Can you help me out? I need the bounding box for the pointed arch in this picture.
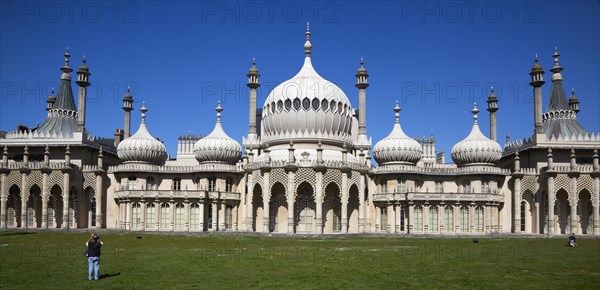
[577,189,592,234]
[323,183,341,233]
[347,184,359,233]
[252,184,263,232]
[48,184,63,228]
[555,189,570,234]
[7,185,21,228]
[269,182,287,233]
[295,182,315,233]
[27,184,42,228]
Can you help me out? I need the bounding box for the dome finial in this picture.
[60,47,73,76]
[64,47,70,66]
[304,22,312,57]
[393,100,401,123]
[535,53,538,62]
[252,56,256,66]
[471,102,479,124]
[216,100,223,123]
[140,101,148,123]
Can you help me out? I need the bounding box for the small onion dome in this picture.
[117,102,167,164]
[451,103,502,166]
[193,102,242,164]
[531,53,543,71]
[78,55,89,71]
[373,101,422,165]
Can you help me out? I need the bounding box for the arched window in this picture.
[132,203,141,229]
[444,206,454,232]
[462,180,471,193]
[399,205,406,231]
[380,207,387,231]
[460,206,469,232]
[190,204,200,230]
[475,206,484,232]
[225,205,233,229]
[146,203,155,230]
[146,177,155,190]
[160,203,170,230]
[173,178,181,191]
[429,206,438,232]
[208,176,217,191]
[175,203,185,231]
[127,176,137,190]
[414,206,423,232]
[226,177,233,192]
[397,178,406,193]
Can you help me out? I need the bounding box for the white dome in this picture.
[193,103,242,164]
[261,56,354,146]
[117,104,167,165]
[373,103,422,165]
[451,104,502,166]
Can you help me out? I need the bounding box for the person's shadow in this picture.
[100,273,121,279]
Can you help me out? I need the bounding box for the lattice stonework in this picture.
[521,175,539,196]
[554,174,571,195]
[323,169,341,193]
[6,170,21,190]
[348,170,361,192]
[522,190,535,207]
[48,170,64,191]
[577,174,593,194]
[27,171,42,191]
[251,170,263,190]
[269,168,288,192]
[295,168,316,193]
[83,172,96,192]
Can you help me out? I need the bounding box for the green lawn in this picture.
[1,231,599,289]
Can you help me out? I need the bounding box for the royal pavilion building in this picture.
[1,27,599,236]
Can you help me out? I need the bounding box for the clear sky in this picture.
[1,1,599,162]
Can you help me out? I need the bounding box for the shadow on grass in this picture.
[0,231,36,236]
[100,272,121,279]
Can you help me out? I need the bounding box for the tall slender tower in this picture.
[247,58,260,137]
[529,54,545,138]
[122,87,134,138]
[355,57,370,150]
[76,55,91,131]
[486,86,499,141]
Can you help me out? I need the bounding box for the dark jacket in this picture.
[87,241,102,257]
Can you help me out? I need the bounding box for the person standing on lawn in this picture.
[86,234,103,280]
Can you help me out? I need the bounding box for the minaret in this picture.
[122,87,134,138]
[246,57,260,140]
[569,88,580,115]
[76,55,91,131]
[356,57,370,149]
[486,86,499,141]
[529,54,545,137]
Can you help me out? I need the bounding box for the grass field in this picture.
[1,231,599,289]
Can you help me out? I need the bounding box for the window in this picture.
[225,205,233,230]
[380,207,387,231]
[520,201,526,232]
[429,206,438,232]
[160,203,170,230]
[462,180,471,193]
[132,203,141,229]
[175,203,185,230]
[293,98,301,110]
[284,99,292,111]
[146,177,155,190]
[91,197,96,227]
[481,179,490,193]
[190,204,200,230]
[475,206,484,232]
[312,98,319,110]
[398,178,406,193]
[381,179,387,193]
[444,206,454,232]
[277,100,283,112]
[414,206,423,232]
[173,178,181,191]
[127,176,137,190]
[226,177,233,192]
[271,102,275,114]
[460,206,469,232]
[302,97,310,110]
[208,176,217,191]
[399,205,406,231]
[146,203,155,229]
[321,99,329,111]
[435,180,443,193]
[330,100,337,112]
[27,199,34,227]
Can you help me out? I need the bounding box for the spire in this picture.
[393,100,401,123]
[471,102,480,124]
[60,47,73,79]
[140,102,148,123]
[215,101,223,123]
[304,22,312,57]
[550,47,564,80]
[356,57,369,89]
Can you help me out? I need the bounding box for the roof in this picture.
[36,78,77,135]
[541,80,589,139]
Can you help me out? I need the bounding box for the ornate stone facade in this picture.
[1,29,599,236]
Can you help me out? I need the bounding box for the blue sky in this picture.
[1,1,599,162]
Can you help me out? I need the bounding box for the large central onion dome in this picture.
[261,25,354,146]
[373,101,423,165]
[193,102,242,164]
[117,103,167,165]
[451,103,502,166]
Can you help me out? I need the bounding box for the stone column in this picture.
[199,201,205,231]
[219,202,226,231]
[513,178,522,233]
[287,170,296,233]
[341,171,348,233]
[41,171,48,229]
[0,173,7,229]
[593,174,600,235]
[62,171,70,229]
[547,174,556,235]
[233,204,238,231]
[262,171,270,233]
[20,171,28,228]
[141,200,146,231]
[211,202,218,231]
[469,204,475,234]
[375,205,381,232]
[387,203,394,233]
[408,204,414,233]
[246,175,253,232]
[439,205,445,233]
[358,174,365,233]
[569,174,578,234]
[315,170,323,234]
[95,174,103,229]
[126,201,132,230]
[184,201,190,232]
